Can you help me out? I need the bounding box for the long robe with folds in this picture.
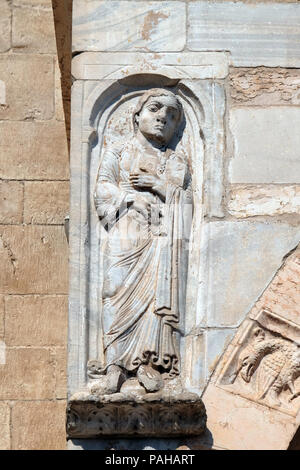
[94,137,193,377]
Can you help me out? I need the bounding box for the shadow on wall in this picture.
[288,426,300,450]
[51,0,72,152]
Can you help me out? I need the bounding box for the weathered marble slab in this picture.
[188,1,300,67]
[228,185,300,218]
[72,51,229,80]
[205,329,236,380]
[183,328,237,394]
[195,246,300,450]
[197,221,300,328]
[229,107,300,184]
[73,0,186,52]
[200,382,297,450]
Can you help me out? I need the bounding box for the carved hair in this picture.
[133,88,183,133]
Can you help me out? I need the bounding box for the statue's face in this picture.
[136,95,181,145]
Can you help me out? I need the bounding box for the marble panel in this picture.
[73,1,186,52]
[188,1,300,67]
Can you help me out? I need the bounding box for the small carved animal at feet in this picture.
[137,364,164,392]
[87,359,103,379]
[90,365,126,395]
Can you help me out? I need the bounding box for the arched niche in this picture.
[68,74,225,395]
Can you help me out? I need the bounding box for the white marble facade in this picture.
[69,0,300,449]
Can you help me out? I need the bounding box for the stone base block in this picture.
[67,393,206,438]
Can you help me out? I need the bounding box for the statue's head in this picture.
[133,88,183,146]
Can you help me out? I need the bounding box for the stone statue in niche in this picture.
[89,88,193,396]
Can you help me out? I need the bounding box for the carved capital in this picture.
[67,395,206,438]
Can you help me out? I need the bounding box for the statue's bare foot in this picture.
[106,365,126,393]
[137,364,163,393]
[90,365,125,395]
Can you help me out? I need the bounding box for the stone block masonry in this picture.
[0,55,54,121]
[0,0,71,450]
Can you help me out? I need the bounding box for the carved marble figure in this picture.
[90,88,193,395]
[238,327,300,406]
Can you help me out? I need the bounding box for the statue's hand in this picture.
[129,173,166,200]
[129,173,159,189]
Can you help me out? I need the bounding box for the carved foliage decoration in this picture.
[67,399,206,438]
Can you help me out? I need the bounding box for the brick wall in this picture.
[0,0,71,450]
